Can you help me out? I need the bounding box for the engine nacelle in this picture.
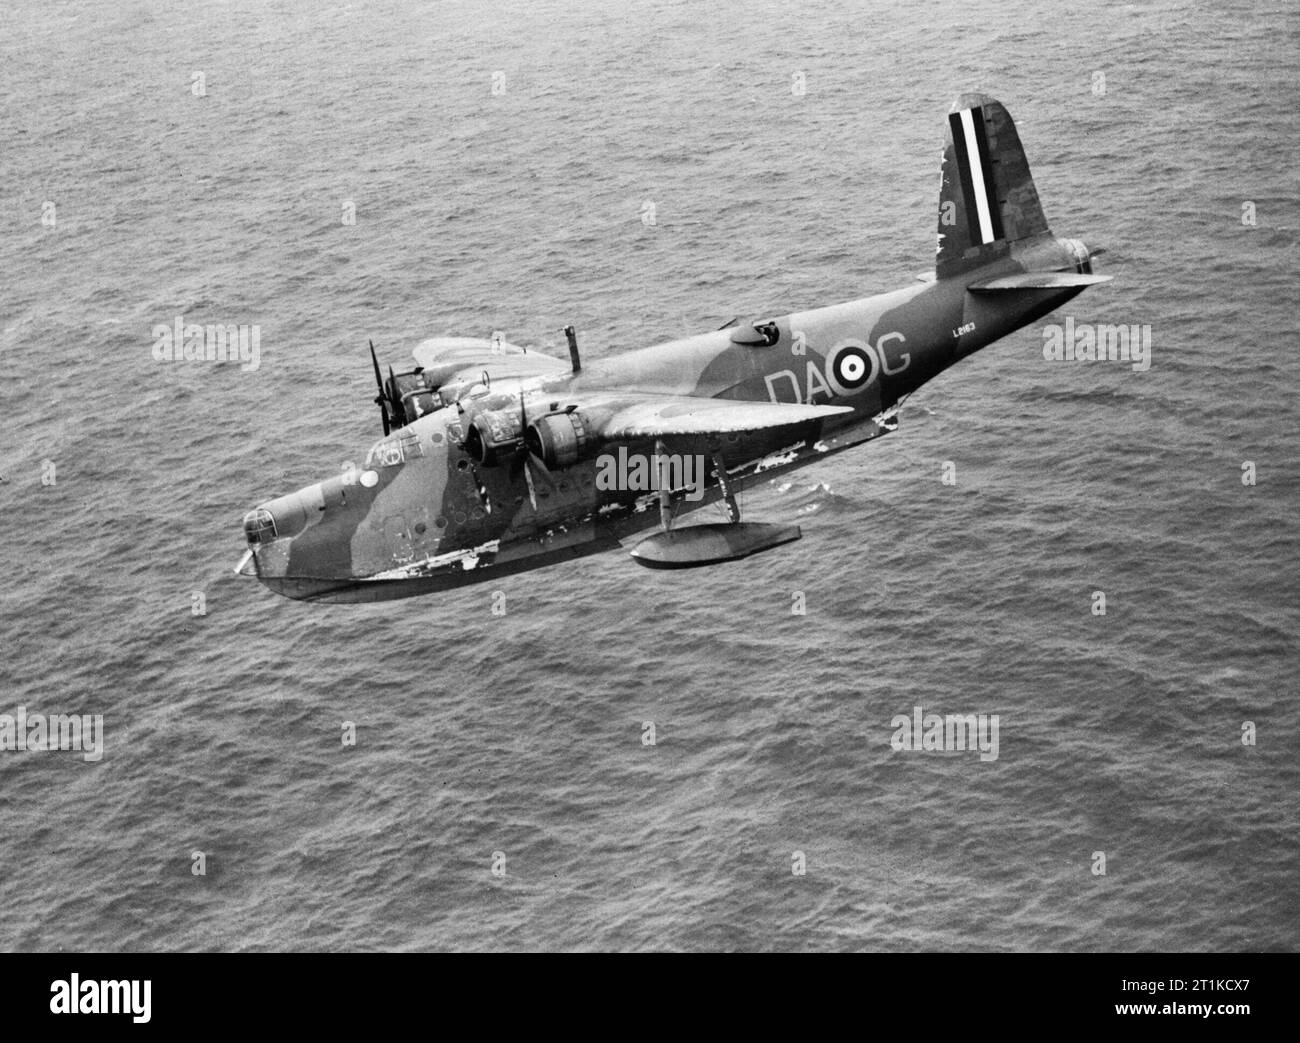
[465,408,526,466]
[526,411,593,469]
[384,368,442,428]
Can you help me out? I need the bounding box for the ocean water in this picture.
[1,0,1297,951]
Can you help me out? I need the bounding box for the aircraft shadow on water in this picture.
[237,92,1110,603]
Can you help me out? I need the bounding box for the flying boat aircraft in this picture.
[237,93,1110,603]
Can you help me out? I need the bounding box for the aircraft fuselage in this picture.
[243,245,1085,603]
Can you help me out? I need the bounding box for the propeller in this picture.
[369,340,391,436]
[508,387,556,510]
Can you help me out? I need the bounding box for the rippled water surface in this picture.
[1,0,1297,951]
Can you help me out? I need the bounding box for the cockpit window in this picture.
[365,439,402,469]
[729,320,781,347]
[365,430,426,469]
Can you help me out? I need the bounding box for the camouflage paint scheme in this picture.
[238,93,1110,603]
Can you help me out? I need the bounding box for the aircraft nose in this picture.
[235,471,374,597]
[235,436,443,600]
[236,481,330,581]
[243,484,326,547]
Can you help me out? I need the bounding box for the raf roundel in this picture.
[825,339,878,397]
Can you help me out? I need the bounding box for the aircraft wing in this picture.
[412,336,571,388]
[967,272,1113,291]
[597,397,852,438]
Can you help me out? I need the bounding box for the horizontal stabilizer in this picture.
[968,272,1114,292]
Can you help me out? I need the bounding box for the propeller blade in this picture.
[522,455,539,511]
[370,340,390,435]
[526,450,555,484]
[369,340,384,394]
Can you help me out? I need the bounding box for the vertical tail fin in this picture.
[936,93,1049,279]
